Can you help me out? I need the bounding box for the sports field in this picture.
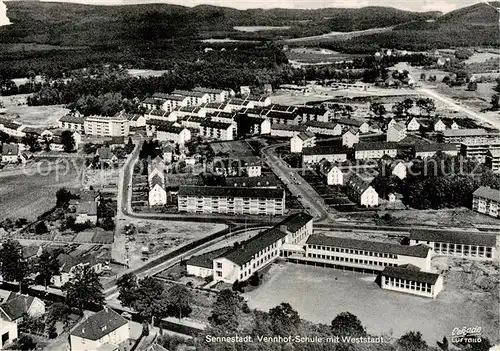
[209,140,256,157]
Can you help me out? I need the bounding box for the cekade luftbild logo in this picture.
[451,326,483,343]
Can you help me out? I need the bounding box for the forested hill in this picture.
[0,1,439,46]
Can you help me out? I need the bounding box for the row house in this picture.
[84,115,130,137]
[179,115,208,130]
[192,87,231,103]
[305,120,342,136]
[381,265,443,299]
[342,128,359,148]
[335,118,370,134]
[152,93,190,112]
[212,213,313,283]
[168,106,207,121]
[156,123,191,145]
[141,97,161,110]
[270,124,307,138]
[387,122,407,142]
[246,95,272,107]
[177,186,285,216]
[0,119,25,138]
[485,149,500,173]
[208,111,239,139]
[409,229,497,261]
[58,115,86,132]
[53,253,103,287]
[239,116,271,136]
[346,173,379,207]
[354,142,399,160]
[172,89,211,106]
[290,131,316,153]
[199,120,234,141]
[302,145,349,165]
[145,109,173,121]
[302,235,432,273]
[227,98,255,110]
[296,106,330,123]
[472,186,500,219]
[146,118,176,136]
[414,143,459,158]
[200,102,232,114]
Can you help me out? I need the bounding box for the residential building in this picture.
[58,115,86,132]
[305,121,342,136]
[148,157,166,182]
[169,106,207,121]
[69,307,129,351]
[450,121,459,130]
[199,120,234,141]
[225,176,279,188]
[0,319,17,349]
[247,95,272,107]
[381,265,443,298]
[301,235,432,273]
[192,87,229,103]
[409,229,497,261]
[227,98,255,110]
[149,174,167,206]
[53,254,103,288]
[320,164,351,185]
[485,149,500,173]
[152,93,190,112]
[354,142,399,160]
[145,109,173,121]
[238,116,271,135]
[200,102,232,115]
[0,295,46,324]
[84,116,130,137]
[296,106,330,123]
[346,174,379,207]
[270,124,307,138]
[406,117,420,131]
[472,186,500,219]
[178,186,285,216]
[342,128,360,148]
[172,90,210,106]
[50,129,82,149]
[290,131,316,153]
[434,119,446,132]
[386,122,407,142]
[118,112,146,128]
[0,119,25,138]
[213,213,313,283]
[302,145,348,164]
[414,143,459,158]
[440,129,500,161]
[156,124,192,145]
[96,147,117,163]
[141,98,162,110]
[74,201,98,224]
[186,248,228,279]
[390,161,407,180]
[1,144,20,163]
[335,118,370,134]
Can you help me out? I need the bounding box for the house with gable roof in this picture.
[290,131,316,153]
[346,173,379,207]
[0,294,46,324]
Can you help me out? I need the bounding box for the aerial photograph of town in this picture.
[0,0,498,350]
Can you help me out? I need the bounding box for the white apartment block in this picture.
[84,116,130,137]
[153,93,190,112]
[354,142,399,160]
[302,146,348,164]
[178,186,285,216]
[473,186,500,219]
[200,120,234,140]
[212,213,313,283]
[156,124,192,145]
[58,115,85,132]
[347,174,379,207]
[192,87,229,103]
[305,121,342,136]
[290,131,316,153]
[409,229,497,261]
[172,90,210,106]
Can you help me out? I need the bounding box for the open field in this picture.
[464,52,500,64]
[209,140,256,157]
[0,165,82,221]
[0,99,70,128]
[244,263,499,344]
[126,69,168,78]
[286,47,361,64]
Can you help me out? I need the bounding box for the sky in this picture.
[28,0,487,13]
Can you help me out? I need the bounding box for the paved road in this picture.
[418,87,500,130]
[261,142,334,223]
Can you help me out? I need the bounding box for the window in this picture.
[216,262,222,269]
[217,271,222,277]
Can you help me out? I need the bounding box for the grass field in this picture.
[244,263,499,344]
[209,140,256,157]
[0,164,82,221]
[286,47,360,64]
[126,69,168,78]
[0,98,70,127]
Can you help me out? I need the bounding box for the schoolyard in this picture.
[244,263,499,345]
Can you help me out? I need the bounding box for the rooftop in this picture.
[186,247,229,269]
[410,229,496,247]
[354,142,400,151]
[193,87,226,94]
[302,145,348,155]
[153,93,187,101]
[306,235,431,258]
[381,266,440,285]
[200,120,233,129]
[336,118,367,128]
[59,115,86,124]
[304,120,340,130]
[441,129,489,137]
[347,173,371,195]
[296,131,315,141]
[172,89,208,98]
[225,176,279,188]
[1,144,19,156]
[414,143,459,152]
[70,307,128,341]
[178,185,284,199]
[271,124,307,132]
[0,295,38,321]
[473,186,500,203]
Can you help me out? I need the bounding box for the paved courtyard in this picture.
[244,263,498,345]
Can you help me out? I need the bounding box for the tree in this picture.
[209,289,244,332]
[370,102,387,120]
[133,277,169,325]
[100,217,115,231]
[397,331,427,351]
[331,312,366,337]
[467,81,478,91]
[34,250,60,287]
[0,239,27,289]
[22,134,41,152]
[165,284,192,320]
[391,102,405,117]
[416,98,436,116]
[125,137,135,154]
[12,335,36,350]
[35,221,48,234]
[62,265,104,311]
[56,188,74,207]
[268,303,301,336]
[491,94,499,111]
[402,98,414,115]
[60,130,75,152]
[117,273,139,308]
[46,302,71,332]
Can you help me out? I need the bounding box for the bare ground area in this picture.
[244,263,499,345]
[0,97,69,127]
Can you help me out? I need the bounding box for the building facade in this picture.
[381,265,443,298]
[84,116,130,137]
[472,186,500,219]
